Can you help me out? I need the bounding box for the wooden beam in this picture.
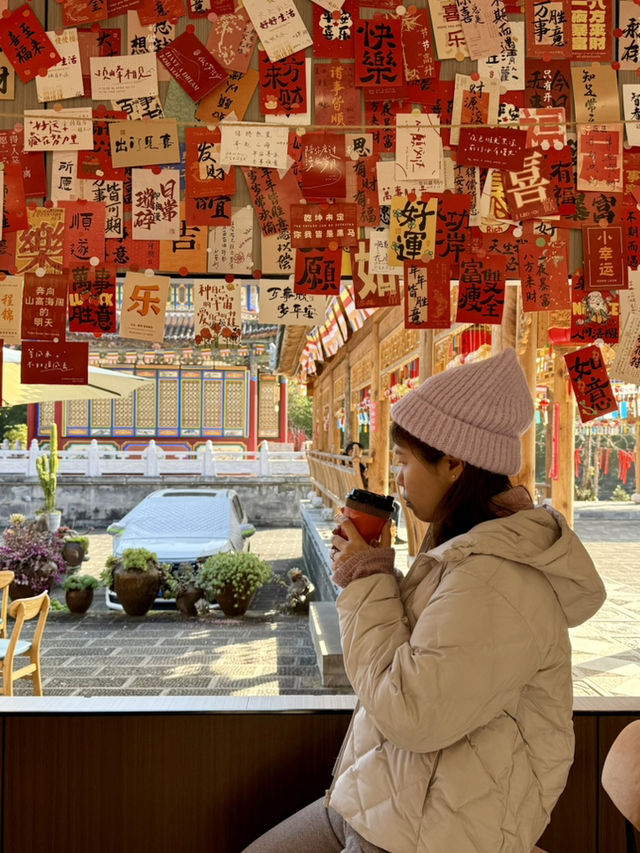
[514,300,538,499]
[551,349,575,526]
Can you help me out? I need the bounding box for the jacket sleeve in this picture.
[336,557,543,754]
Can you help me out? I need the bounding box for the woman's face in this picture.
[393,443,460,522]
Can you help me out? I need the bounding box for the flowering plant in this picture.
[0,515,68,594]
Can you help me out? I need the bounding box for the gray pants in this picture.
[241,797,388,853]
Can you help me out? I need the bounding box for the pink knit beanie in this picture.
[390,348,534,476]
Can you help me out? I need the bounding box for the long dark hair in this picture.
[390,422,513,547]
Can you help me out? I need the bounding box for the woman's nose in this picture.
[396,469,404,488]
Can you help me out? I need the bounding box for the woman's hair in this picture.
[390,422,513,547]
[344,441,362,455]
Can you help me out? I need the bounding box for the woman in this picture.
[243,348,606,853]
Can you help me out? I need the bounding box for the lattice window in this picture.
[38,402,55,435]
[203,380,223,429]
[224,379,246,432]
[90,399,112,430]
[180,377,202,432]
[158,373,179,431]
[113,392,134,430]
[135,376,157,431]
[259,377,279,438]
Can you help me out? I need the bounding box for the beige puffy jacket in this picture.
[327,502,606,853]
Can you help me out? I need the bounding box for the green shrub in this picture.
[200,551,276,603]
[63,574,99,591]
[610,484,632,502]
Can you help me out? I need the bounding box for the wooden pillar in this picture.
[367,320,389,494]
[327,364,335,453]
[551,349,575,526]
[514,300,537,499]
[418,330,434,383]
[27,403,38,444]
[278,376,288,444]
[247,367,258,452]
[492,285,518,353]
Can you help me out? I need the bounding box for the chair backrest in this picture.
[7,592,50,660]
[0,571,14,638]
[602,720,640,833]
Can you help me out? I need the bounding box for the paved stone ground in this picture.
[9,502,640,698]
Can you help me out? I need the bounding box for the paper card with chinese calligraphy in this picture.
[2,163,28,234]
[620,265,640,314]
[0,275,23,344]
[105,221,159,270]
[571,63,620,125]
[185,193,232,227]
[120,270,169,342]
[111,94,165,120]
[158,202,208,274]
[219,124,289,171]
[403,259,450,329]
[476,20,524,90]
[504,150,558,220]
[79,178,123,239]
[519,107,567,151]
[185,127,235,198]
[624,197,640,271]
[294,246,342,295]
[0,5,62,83]
[456,253,506,324]
[188,0,234,17]
[135,0,186,26]
[0,129,45,199]
[623,84,640,147]
[352,239,401,307]
[570,0,612,62]
[259,282,326,324]
[90,53,159,100]
[565,344,617,422]
[195,68,259,124]
[577,124,623,194]
[59,201,106,269]
[0,49,15,100]
[368,227,401,276]
[62,0,106,26]
[36,29,84,103]
[570,267,619,344]
[314,62,360,127]
[241,0,312,62]
[68,266,116,336]
[450,73,500,147]
[21,340,89,385]
[205,7,256,73]
[131,167,180,241]
[158,30,228,102]
[0,231,16,273]
[432,191,471,274]
[241,165,301,236]
[207,205,253,273]
[77,26,121,97]
[16,207,66,276]
[77,109,126,182]
[609,313,640,383]
[518,237,569,312]
[427,0,469,60]
[24,109,93,153]
[260,49,306,115]
[388,194,438,266]
[524,59,572,120]
[365,97,402,154]
[456,0,504,60]
[619,1,640,71]
[394,114,443,183]
[400,6,437,81]
[345,152,380,228]
[109,119,179,168]
[300,132,346,200]
[290,202,359,248]
[584,225,627,290]
[21,272,68,341]
[525,0,571,59]
[194,279,241,343]
[457,127,527,171]
[445,160,481,227]
[355,15,403,91]
[126,14,174,83]
[313,1,356,59]
[261,229,296,274]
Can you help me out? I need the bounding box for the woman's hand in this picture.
[330,513,392,568]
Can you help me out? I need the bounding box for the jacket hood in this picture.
[428,488,606,628]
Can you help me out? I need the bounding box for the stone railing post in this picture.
[86,439,102,477]
[202,440,217,477]
[143,439,161,476]
[27,439,39,477]
[258,440,271,477]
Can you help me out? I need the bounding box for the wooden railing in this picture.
[306,449,365,508]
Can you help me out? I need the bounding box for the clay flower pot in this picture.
[214,584,255,618]
[62,542,85,568]
[65,587,94,614]
[175,585,203,617]
[113,565,160,616]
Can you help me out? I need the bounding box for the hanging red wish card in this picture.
[136,0,186,26]
[294,246,342,295]
[260,49,306,115]
[570,267,619,345]
[158,30,227,101]
[457,127,527,171]
[433,192,472,276]
[0,5,62,83]
[21,341,89,385]
[105,221,159,272]
[355,16,403,91]
[241,166,301,236]
[352,240,401,308]
[184,193,232,228]
[456,254,507,324]
[68,266,116,336]
[403,259,450,329]
[62,0,107,26]
[518,237,570,312]
[365,98,402,154]
[290,203,358,248]
[206,7,257,73]
[58,201,106,269]
[504,151,558,220]
[0,128,46,199]
[570,0,613,63]
[401,7,437,81]
[345,152,380,228]
[21,273,68,341]
[577,124,623,194]
[583,225,628,291]
[564,345,617,423]
[78,109,127,182]
[525,0,571,60]
[524,59,572,120]
[300,133,347,200]
[314,62,360,127]
[77,27,121,98]
[185,126,235,198]
[313,1,356,59]
[2,164,27,234]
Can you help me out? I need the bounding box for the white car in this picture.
[105,487,255,611]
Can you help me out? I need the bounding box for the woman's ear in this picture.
[445,456,465,481]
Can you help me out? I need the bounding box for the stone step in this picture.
[309,601,351,688]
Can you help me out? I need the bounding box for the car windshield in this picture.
[124,493,233,539]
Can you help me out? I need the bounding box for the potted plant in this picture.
[61,534,90,568]
[63,574,99,614]
[36,423,61,532]
[0,514,67,599]
[199,551,278,617]
[165,562,204,617]
[100,548,173,617]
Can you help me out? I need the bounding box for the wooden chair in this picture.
[602,720,640,853]
[0,591,50,696]
[0,570,15,639]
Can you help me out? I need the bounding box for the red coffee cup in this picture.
[340,489,395,545]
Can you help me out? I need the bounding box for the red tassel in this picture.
[574,449,581,479]
[604,449,611,475]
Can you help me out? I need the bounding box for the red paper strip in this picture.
[457,127,527,171]
[401,7,437,81]
[355,15,403,91]
[524,59,572,121]
[624,197,640,271]
[525,0,571,59]
[68,266,116,336]
[0,5,62,83]
[583,225,628,291]
[314,62,360,127]
[62,0,107,26]
[403,259,450,329]
[21,340,89,385]
[59,201,106,269]
[2,163,28,234]
[433,192,472,276]
[260,50,306,115]
[564,345,617,423]
[294,247,342,295]
[456,254,507,325]
[290,203,359,248]
[570,267,619,345]
[136,0,186,26]
[185,127,235,198]
[22,273,68,341]
[300,133,347,200]
[158,30,227,101]
[313,1,356,59]
[345,153,380,228]
[241,166,301,236]
[364,98,401,154]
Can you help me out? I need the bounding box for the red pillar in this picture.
[248,369,258,452]
[54,401,64,447]
[27,403,38,445]
[279,376,288,444]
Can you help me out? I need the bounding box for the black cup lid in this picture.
[345,489,395,512]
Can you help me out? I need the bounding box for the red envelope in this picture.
[401,7,437,82]
[564,345,617,423]
[22,274,68,342]
[0,5,62,83]
[294,247,342,295]
[21,341,89,385]
[158,30,227,102]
